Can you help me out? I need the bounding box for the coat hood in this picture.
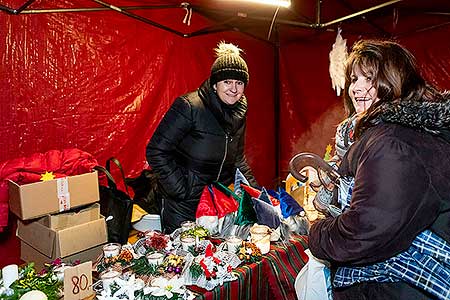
[378,98,450,142]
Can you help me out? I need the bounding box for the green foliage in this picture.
[189,262,204,280]
[180,226,209,239]
[134,289,184,300]
[129,256,163,276]
[3,263,62,300]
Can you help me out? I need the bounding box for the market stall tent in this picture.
[1,0,449,267]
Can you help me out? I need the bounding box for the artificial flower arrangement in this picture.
[98,252,195,300]
[184,244,240,291]
[131,231,172,258]
[238,241,262,263]
[161,254,185,275]
[96,224,245,299]
[97,273,190,300]
[96,235,196,300]
[128,256,163,278]
[143,231,171,252]
[96,246,135,274]
[97,230,172,276]
[138,275,187,300]
[0,259,74,300]
[179,225,210,240]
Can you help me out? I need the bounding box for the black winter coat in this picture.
[309,99,450,299]
[146,80,257,233]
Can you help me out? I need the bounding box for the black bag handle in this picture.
[105,157,130,195]
[93,165,119,191]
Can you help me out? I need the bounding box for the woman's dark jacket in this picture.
[309,99,450,299]
[146,80,257,233]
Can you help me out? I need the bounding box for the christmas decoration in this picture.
[238,241,262,263]
[329,28,348,96]
[40,171,55,181]
[1,263,62,300]
[185,244,240,290]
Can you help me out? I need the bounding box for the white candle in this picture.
[102,243,121,258]
[146,252,164,266]
[181,221,196,232]
[250,225,271,254]
[226,236,242,253]
[100,269,121,294]
[180,236,196,251]
[2,264,19,289]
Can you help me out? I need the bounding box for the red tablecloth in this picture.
[193,235,309,300]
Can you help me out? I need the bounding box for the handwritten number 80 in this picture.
[71,274,88,294]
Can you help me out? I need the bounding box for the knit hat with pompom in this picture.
[210,41,249,86]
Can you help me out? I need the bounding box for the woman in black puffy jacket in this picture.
[146,42,257,233]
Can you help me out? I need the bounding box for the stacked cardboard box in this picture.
[8,172,107,269]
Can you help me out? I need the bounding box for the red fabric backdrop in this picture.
[0,3,275,185]
[0,1,275,266]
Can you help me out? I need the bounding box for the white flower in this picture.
[110,274,145,300]
[144,276,184,299]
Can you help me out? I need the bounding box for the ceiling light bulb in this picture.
[235,0,291,8]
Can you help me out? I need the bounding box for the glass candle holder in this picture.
[250,225,271,254]
[226,236,242,253]
[146,252,165,266]
[103,243,121,258]
[180,221,196,232]
[100,269,121,294]
[53,264,70,282]
[180,236,196,251]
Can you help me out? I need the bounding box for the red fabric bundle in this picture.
[0,148,100,231]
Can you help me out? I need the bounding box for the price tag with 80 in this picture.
[63,261,92,300]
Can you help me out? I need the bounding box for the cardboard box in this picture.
[39,203,100,230]
[8,171,99,220]
[20,241,104,271]
[17,216,107,259]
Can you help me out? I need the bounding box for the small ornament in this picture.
[40,171,55,181]
[162,254,185,274]
[324,144,333,161]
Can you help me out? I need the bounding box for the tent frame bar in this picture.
[2,0,448,40]
[1,0,404,31]
[0,0,35,14]
[320,0,403,27]
[193,0,404,29]
[0,1,266,39]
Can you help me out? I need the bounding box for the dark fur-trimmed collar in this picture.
[379,99,450,136]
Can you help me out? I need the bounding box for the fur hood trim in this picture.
[379,99,450,134]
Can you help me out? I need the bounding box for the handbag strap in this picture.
[105,157,130,194]
[93,165,118,190]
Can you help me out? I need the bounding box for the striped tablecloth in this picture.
[193,235,309,300]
